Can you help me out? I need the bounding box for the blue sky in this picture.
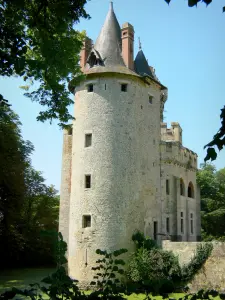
[0,0,225,191]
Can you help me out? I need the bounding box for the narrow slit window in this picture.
[85,133,92,147]
[181,216,184,234]
[83,215,91,228]
[121,84,127,92]
[190,213,194,234]
[166,217,170,233]
[191,219,193,234]
[166,179,170,195]
[87,84,93,92]
[154,221,158,240]
[85,175,91,189]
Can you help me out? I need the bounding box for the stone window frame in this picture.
[82,215,91,228]
[148,93,154,104]
[180,178,185,196]
[85,174,92,189]
[166,179,170,195]
[188,181,195,198]
[84,131,93,148]
[166,217,170,234]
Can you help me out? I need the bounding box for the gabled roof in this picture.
[93,2,125,67]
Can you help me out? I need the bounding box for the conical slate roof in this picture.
[94,2,125,67]
[134,49,154,78]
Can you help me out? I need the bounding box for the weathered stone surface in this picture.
[163,241,225,292]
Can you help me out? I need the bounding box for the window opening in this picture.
[85,175,91,188]
[188,182,194,198]
[87,84,93,92]
[166,179,170,195]
[154,221,158,240]
[180,179,185,196]
[83,215,91,228]
[121,84,127,92]
[85,133,92,147]
[166,217,170,233]
[181,212,184,234]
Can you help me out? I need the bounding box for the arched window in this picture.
[188,182,194,198]
[180,178,185,196]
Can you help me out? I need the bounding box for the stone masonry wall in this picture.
[68,74,163,285]
[162,241,225,292]
[59,129,73,247]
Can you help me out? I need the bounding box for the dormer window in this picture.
[121,84,127,92]
[87,84,93,92]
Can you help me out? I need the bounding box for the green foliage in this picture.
[90,248,128,299]
[180,243,213,285]
[0,0,89,127]
[132,231,158,251]
[0,232,87,299]
[164,0,225,12]
[127,232,212,294]
[197,163,225,240]
[0,105,59,268]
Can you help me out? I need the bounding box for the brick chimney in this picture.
[121,23,134,70]
[80,37,92,72]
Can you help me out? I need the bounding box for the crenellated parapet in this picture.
[160,141,198,171]
[161,122,182,144]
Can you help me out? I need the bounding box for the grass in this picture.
[0,268,184,299]
[0,268,55,294]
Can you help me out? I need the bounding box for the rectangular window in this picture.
[149,95,153,104]
[85,133,92,147]
[154,221,158,240]
[87,84,93,92]
[181,218,184,234]
[166,217,170,233]
[121,84,127,92]
[166,179,170,195]
[181,212,183,217]
[85,175,91,189]
[83,215,91,228]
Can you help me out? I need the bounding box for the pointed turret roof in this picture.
[134,49,155,78]
[94,2,125,67]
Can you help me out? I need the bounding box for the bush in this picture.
[126,231,213,293]
[127,247,181,293]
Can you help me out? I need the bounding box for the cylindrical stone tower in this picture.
[61,3,167,285]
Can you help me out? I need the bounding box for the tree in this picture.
[0,0,89,127]
[0,104,59,267]
[197,163,225,240]
[164,0,225,11]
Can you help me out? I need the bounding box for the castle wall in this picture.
[68,74,162,284]
[160,143,200,241]
[59,129,73,247]
[162,241,225,292]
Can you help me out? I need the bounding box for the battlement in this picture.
[161,122,182,144]
[160,141,198,170]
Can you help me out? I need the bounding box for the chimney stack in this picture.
[121,23,134,70]
[80,37,92,72]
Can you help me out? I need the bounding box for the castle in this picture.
[59,3,201,284]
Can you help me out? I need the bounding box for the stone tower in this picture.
[59,3,201,285]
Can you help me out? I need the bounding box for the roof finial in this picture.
[110,1,113,10]
[138,37,142,50]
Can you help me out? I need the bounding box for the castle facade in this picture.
[59,3,201,284]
